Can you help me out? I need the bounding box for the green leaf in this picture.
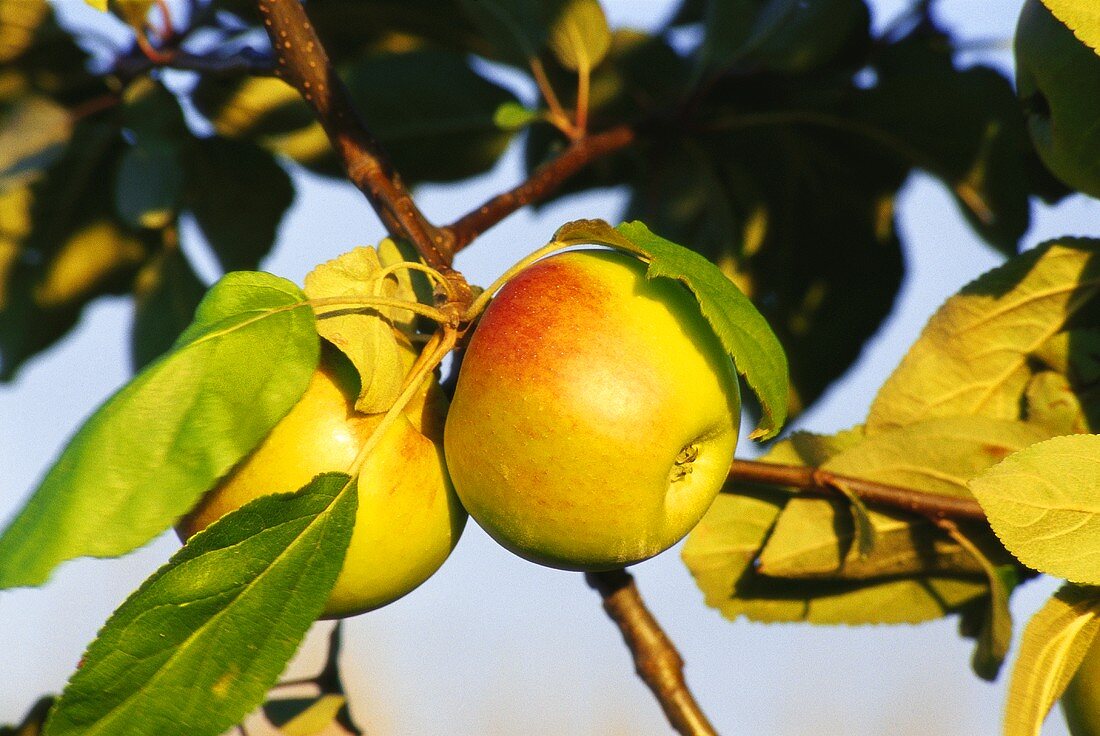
[459,0,545,64]
[736,0,870,74]
[304,247,406,414]
[130,245,207,371]
[0,272,319,589]
[1042,0,1100,54]
[547,0,611,72]
[0,96,72,191]
[553,219,788,439]
[694,0,759,75]
[493,101,540,131]
[625,124,906,417]
[1003,584,1100,736]
[970,434,1100,584]
[43,474,357,736]
[184,137,294,273]
[757,417,1045,581]
[868,239,1100,433]
[114,137,183,230]
[948,528,1017,681]
[855,29,1035,252]
[343,50,520,183]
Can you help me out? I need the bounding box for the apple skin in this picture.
[1015,0,1100,198]
[1063,633,1100,736]
[444,249,741,571]
[179,345,466,618]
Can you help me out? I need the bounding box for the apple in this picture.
[1063,633,1100,736]
[1015,0,1100,198]
[179,342,466,618]
[444,249,741,571]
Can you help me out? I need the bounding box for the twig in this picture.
[727,459,987,521]
[256,0,452,274]
[586,570,718,736]
[446,124,635,252]
[112,47,276,80]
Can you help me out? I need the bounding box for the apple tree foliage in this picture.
[1,0,1100,734]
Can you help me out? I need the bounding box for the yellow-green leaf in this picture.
[547,0,611,72]
[758,417,1046,581]
[1042,0,1100,54]
[970,434,1100,583]
[1003,584,1100,736]
[868,240,1100,432]
[304,247,406,414]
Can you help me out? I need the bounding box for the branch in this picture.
[727,459,987,521]
[256,0,453,273]
[445,124,636,253]
[586,570,719,736]
[113,47,276,80]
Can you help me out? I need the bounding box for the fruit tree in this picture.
[2,0,1100,734]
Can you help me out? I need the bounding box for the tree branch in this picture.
[256,0,453,274]
[113,47,276,80]
[586,570,718,736]
[445,124,636,253]
[727,459,988,521]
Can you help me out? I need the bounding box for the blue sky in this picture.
[3,1,1100,733]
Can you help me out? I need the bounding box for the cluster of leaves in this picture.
[0,215,777,735]
[0,0,1068,422]
[683,238,1100,727]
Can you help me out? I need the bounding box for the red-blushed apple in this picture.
[444,249,741,570]
[178,343,466,618]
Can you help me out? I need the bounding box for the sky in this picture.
[3,1,1100,734]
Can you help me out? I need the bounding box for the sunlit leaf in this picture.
[970,434,1100,584]
[1042,0,1100,54]
[0,272,318,588]
[1003,584,1100,736]
[758,417,1048,580]
[304,247,406,414]
[44,474,357,736]
[868,239,1100,432]
[547,0,611,71]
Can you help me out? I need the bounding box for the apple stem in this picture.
[587,570,719,736]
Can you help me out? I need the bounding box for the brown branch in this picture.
[256,0,452,274]
[586,570,718,736]
[446,124,636,253]
[727,459,988,521]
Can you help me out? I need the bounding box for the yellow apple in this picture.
[1015,0,1100,197]
[179,343,466,618]
[444,249,741,571]
[1063,633,1100,736]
